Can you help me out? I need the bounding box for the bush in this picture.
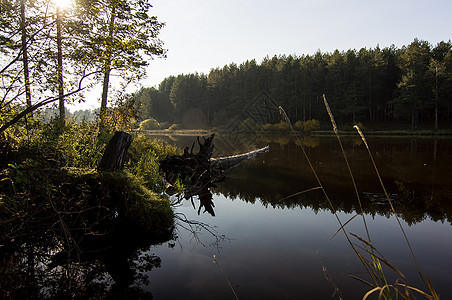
[303,119,320,132]
[168,123,183,130]
[293,119,320,132]
[274,122,290,131]
[128,134,181,192]
[159,121,170,129]
[262,123,273,131]
[294,120,304,131]
[139,118,161,131]
[239,118,259,133]
[261,122,290,132]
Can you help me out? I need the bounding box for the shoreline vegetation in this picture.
[131,39,452,134]
[0,120,180,248]
[138,128,452,137]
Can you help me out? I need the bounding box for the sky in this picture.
[70,0,452,110]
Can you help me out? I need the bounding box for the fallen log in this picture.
[159,134,268,215]
[211,145,269,170]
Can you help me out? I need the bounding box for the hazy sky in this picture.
[71,0,452,110]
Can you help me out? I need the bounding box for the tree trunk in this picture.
[434,66,439,131]
[100,7,116,119]
[411,98,419,130]
[98,131,132,171]
[56,7,65,126]
[20,0,31,108]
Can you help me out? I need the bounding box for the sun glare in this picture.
[54,0,73,9]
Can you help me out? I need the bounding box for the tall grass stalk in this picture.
[354,124,439,299]
[213,255,239,300]
[322,95,371,243]
[278,106,379,288]
[279,97,438,299]
[322,95,395,298]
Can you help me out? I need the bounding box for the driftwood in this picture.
[159,134,269,215]
[211,145,269,170]
[97,132,268,215]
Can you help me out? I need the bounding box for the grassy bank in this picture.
[0,120,181,248]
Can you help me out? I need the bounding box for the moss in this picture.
[1,164,173,240]
[63,168,174,234]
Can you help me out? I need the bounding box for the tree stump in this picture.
[98,131,132,171]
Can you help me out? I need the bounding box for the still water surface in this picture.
[144,134,452,299]
[2,134,452,299]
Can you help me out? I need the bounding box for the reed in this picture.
[213,255,240,300]
[353,123,439,299]
[279,96,439,299]
[278,105,380,291]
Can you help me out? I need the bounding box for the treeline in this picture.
[133,39,452,130]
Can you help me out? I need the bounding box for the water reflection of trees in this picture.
[213,137,452,226]
[0,223,173,298]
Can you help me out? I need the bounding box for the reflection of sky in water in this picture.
[144,192,452,299]
[138,135,452,298]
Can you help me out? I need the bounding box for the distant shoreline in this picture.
[138,128,452,137]
[138,129,212,136]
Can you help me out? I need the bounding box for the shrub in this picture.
[127,134,181,192]
[262,123,273,131]
[139,118,161,130]
[159,121,170,129]
[261,122,290,132]
[303,119,320,132]
[239,118,259,133]
[273,122,290,131]
[168,123,183,130]
[294,120,304,131]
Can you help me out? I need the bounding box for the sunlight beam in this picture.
[54,0,73,10]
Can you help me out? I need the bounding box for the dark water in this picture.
[2,134,452,299]
[146,134,452,299]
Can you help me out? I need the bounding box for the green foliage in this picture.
[101,95,137,132]
[139,118,162,130]
[303,119,320,132]
[1,122,178,243]
[97,171,173,231]
[1,165,173,237]
[159,122,171,129]
[128,39,452,130]
[168,123,183,130]
[127,134,181,192]
[294,119,320,132]
[238,118,259,133]
[261,122,290,132]
[0,0,166,131]
[55,123,108,169]
[294,120,304,131]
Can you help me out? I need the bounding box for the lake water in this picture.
[144,134,452,299]
[2,134,452,299]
